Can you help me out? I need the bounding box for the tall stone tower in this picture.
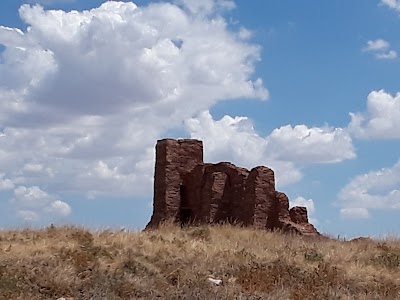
[146,139,203,228]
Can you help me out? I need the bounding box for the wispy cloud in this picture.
[363,39,389,52]
[363,39,397,60]
[376,50,398,59]
[25,0,75,5]
[380,0,400,12]
[338,161,400,219]
[340,208,370,219]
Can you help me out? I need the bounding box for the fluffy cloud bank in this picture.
[349,90,400,139]
[342,89,400,219]
[338,161,400,219]
[0,1,267,222]
[266,125,355,164]
[11,186,71,222]
[185,111,355,187]
[0,1,358,225]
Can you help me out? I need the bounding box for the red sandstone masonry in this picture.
[146,139,319,236]
[146,139,203,228]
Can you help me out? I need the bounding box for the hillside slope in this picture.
[1,224,400,299]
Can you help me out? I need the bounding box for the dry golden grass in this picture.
[1,224,400,299]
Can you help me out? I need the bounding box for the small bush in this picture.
[372,251,400,268]
[304,248,324,262]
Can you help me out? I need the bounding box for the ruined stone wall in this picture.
[146,139,319,236]
[146,139,203,228]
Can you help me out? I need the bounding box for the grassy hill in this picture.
[1,224,400,299]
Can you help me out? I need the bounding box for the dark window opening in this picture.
[179,184,192,225]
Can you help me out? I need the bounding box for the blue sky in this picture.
[0,0,399,237]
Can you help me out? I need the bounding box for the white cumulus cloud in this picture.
[185,111,355,187]
[11,186,71,222]
[348,90,400,139]
[0,1,267,222]
[338,161,400,219]
[266,125,355,163]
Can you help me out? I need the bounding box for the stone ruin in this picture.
[146,139,319,236]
